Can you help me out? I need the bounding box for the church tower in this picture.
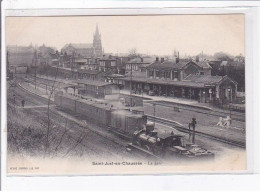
[93,24,103,57]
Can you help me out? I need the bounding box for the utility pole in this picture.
[13,94,16,112]
[130,63,133,107]
[191,118,197,144]
[34,49,37,89]
[153,103,156,126]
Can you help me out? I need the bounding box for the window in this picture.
[200,71,204,75]
[174,71,178,79]
[165,71,171,79]
[149,70,154,77]
[156,71,160,77]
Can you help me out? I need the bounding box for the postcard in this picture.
[5,13,246,175]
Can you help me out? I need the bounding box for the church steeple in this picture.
[95,24,100,36]
[93,24,102,57]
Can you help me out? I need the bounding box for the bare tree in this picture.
[62,133,86,158]
[45,65,59,155]
[54,119,68,152]
[128,48,141,59]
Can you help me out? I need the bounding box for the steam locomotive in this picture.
[127,122,214,160]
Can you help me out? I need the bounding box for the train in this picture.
[127,122,214,160]
[54,92,214,160]
[54,92,147,137]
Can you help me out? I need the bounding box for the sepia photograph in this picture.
[5,14,246,175]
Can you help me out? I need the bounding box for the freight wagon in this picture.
[54,92,147,137]
[75,98,113,126]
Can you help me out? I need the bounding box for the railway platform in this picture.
[28,74,214,110]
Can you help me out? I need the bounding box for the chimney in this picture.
[161,58,164,63]
[196,56,199,62]
[176,57,179,64]
[156,57,159,62]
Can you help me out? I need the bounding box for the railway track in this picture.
[27,75,246,121]
[147,115,246,149]
[147,101,245,122]
[12,78,246,151]
[10,80,161,161]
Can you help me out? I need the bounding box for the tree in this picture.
[128,48,141,59]
[213,52,232,61]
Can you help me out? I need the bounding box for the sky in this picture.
[6,14,245,56]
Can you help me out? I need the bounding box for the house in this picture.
[125,57,154,72]
[74,58,98,70]
[146,57,209,81]
[78,69,107,81]
[98,56,117,72]
[117,57,237,104]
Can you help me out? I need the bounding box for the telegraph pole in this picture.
[34,49,37,89]
[153,103,156,126]
[130,63,133,107]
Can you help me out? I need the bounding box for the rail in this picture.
[147,101,245,122]
[147,115,245,149]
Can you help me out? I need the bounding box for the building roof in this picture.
[99,58,116,61]
[208,60,222,67]
[62,43,93,50]
[184,75,223,84]
[75,58,90,63]
[119,73,237,88]
[196,61,212,69]
[105,74,125,78]
[80,69,102,75]
[119,76,206,88]
[147,60,203,71]
[127,57,155,64]
[75,80,116,87]
[147,61,177,71]
[125,71,146,78]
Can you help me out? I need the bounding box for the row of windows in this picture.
[148,70,178,79]
[126,64,139,70]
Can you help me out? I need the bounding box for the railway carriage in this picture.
[75,98,113,126]
[54,92,77,112]
[54,92,147,136]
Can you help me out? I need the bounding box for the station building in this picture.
[75,80,120,99]
[117,58,238,104]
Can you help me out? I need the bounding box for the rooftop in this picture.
[119,76,206,88]
[196,61,212,69]
[62,43,93,50]
[127,57,155,64]
[184,74,223,84]
[75,80,116,87]
[75,58,90,63]
[147,60,203,71]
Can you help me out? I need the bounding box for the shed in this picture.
[75,80,120,99]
